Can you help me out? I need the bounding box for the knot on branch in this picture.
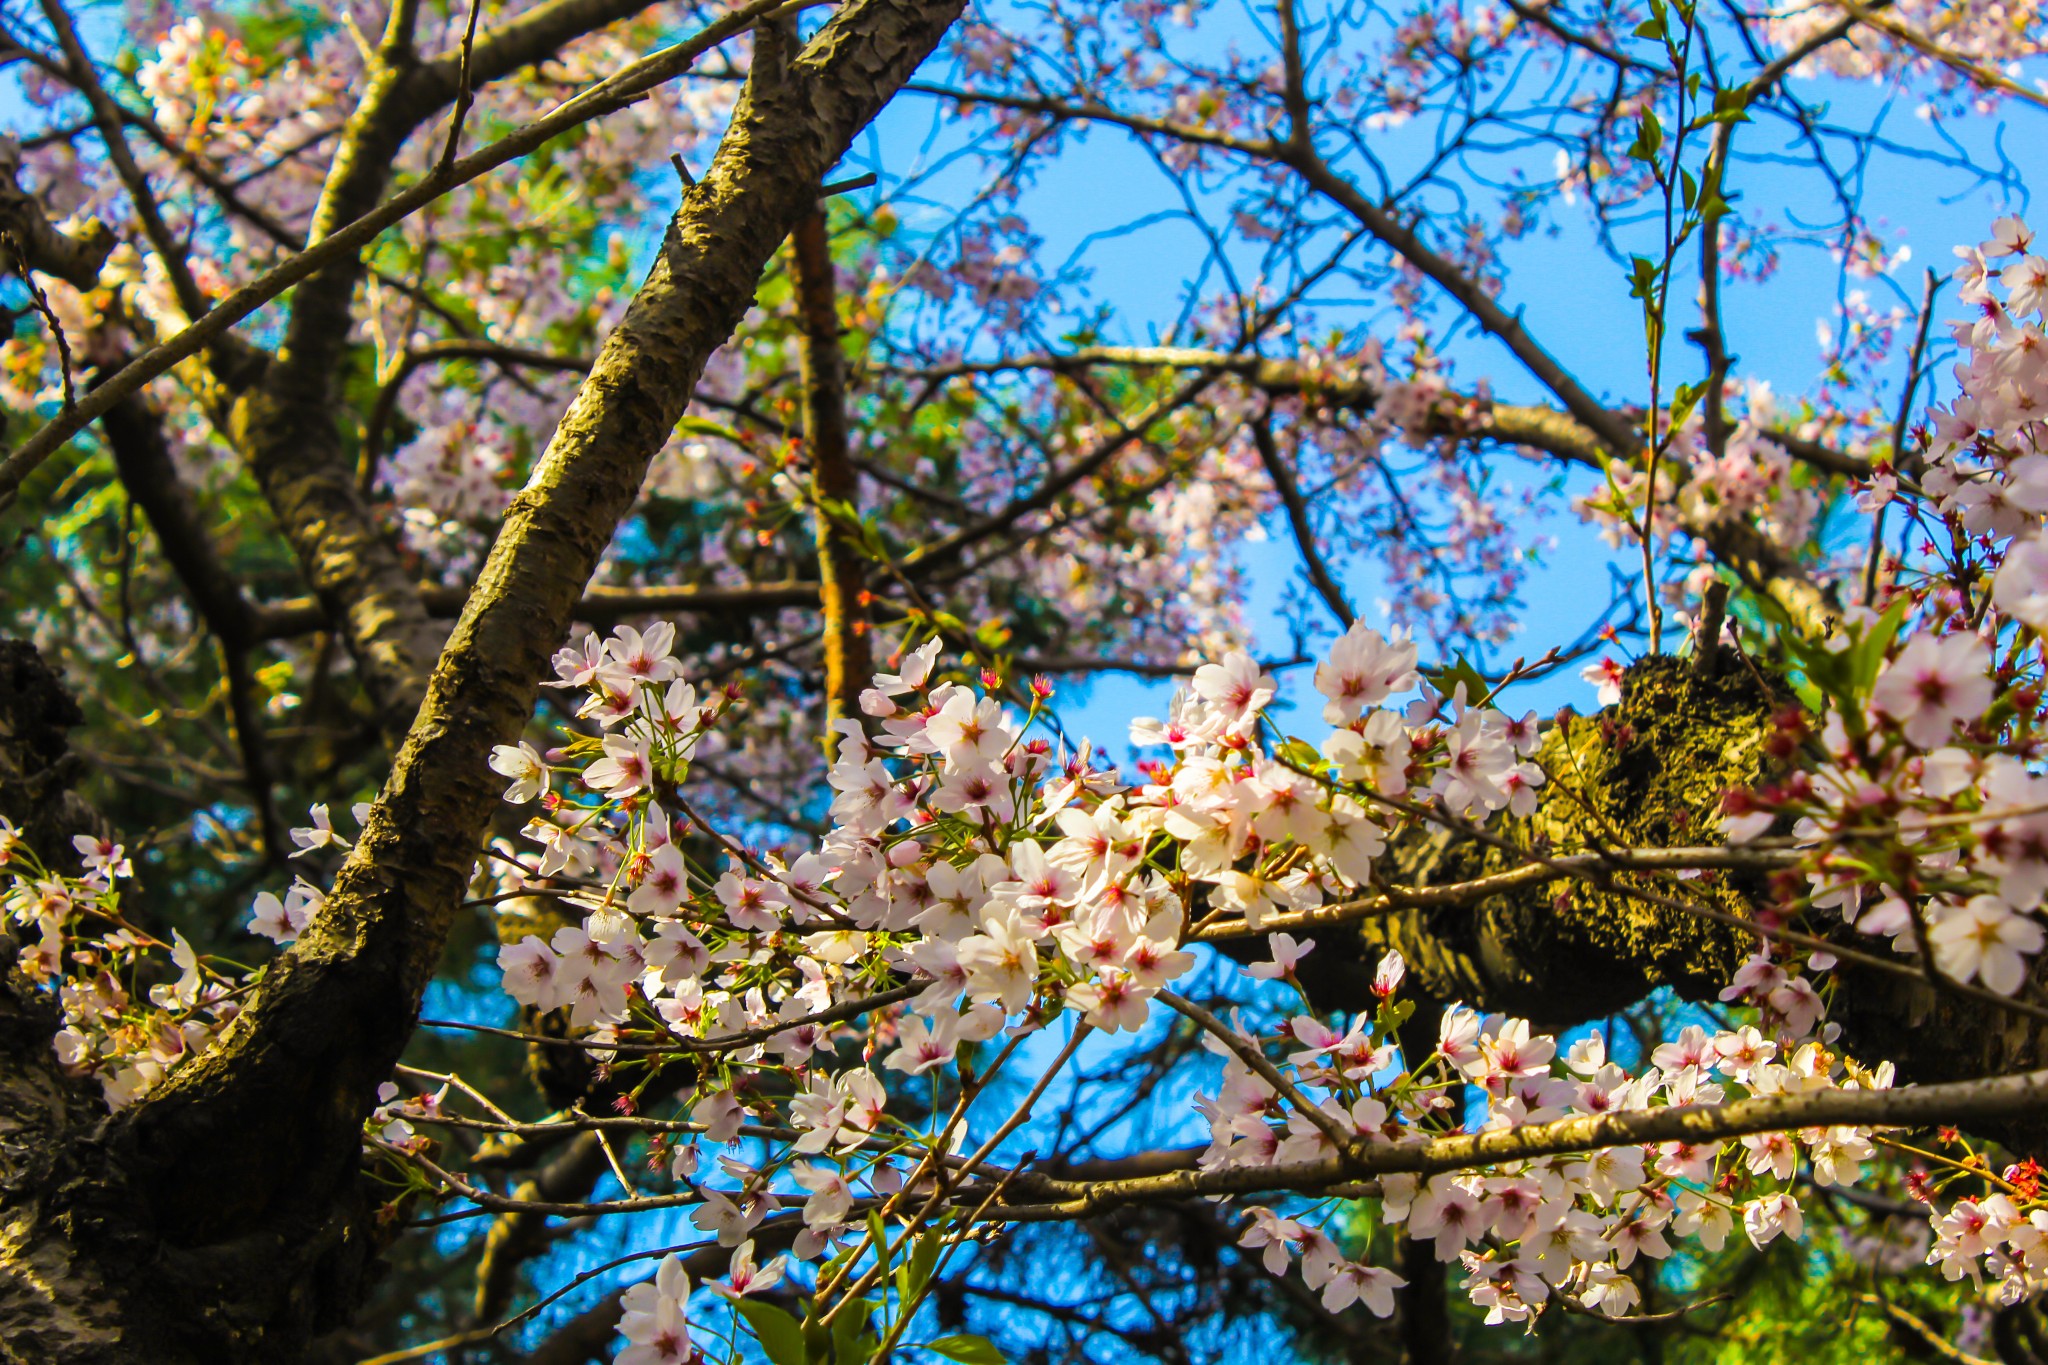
[0,138,113,291]
[1320,654,1794,1026]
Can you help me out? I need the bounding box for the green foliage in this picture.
[738,1299,809,1365]
[922,1333,1007,1364]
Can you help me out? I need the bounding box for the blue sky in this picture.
[824,15,2046,745]
[14,2,2037,741]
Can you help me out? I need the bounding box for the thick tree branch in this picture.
[893,346,1869,478]
[901,344,1848,635]
[791,205,871,728]
[95,6,962,1360]
[987,1064,2048,1218]
[0,137,111,290]
[1190,845,1801,942]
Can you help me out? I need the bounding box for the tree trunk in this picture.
[0,0,964,1354]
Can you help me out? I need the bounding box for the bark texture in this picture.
[0,644,128,1365]
[1311,654,1784,1023]
[1295,651,2048,1150]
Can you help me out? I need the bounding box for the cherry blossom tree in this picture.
[0,0,2045,1361]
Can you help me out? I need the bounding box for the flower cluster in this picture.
[234,569,2048,1357]
[438,618,1560,1350]
[436,610,1977,1354]
[1719,217,2048,998]
[1224,942,1893,1322]
[1572,379,1827,562]
[2,822,240,1107]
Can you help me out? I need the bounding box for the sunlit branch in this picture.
[1188,844,1803,941]
[984,1065,2048,1220]
[791,203,872,729]
[1250,409,1355,627]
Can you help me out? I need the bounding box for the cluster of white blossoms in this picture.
[401,617,1578,1351]
[408,610,2007,1355]
[1949,216,2048,628]
[1217,930,1904,1321]
[482,615,1555,1071]
[1,821,239,1108]
[1573,379,1825,561]
[1719,217,2048,1001]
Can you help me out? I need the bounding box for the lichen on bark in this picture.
[1306,654,1789,1026]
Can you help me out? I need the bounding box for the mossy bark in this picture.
[1290,651,2048,1147]
[1297,655,1782,1025]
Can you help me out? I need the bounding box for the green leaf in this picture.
[1628,114,1664,161]
[1708,87,1755,125]
[1626,254,1660,300]
[899,1231,943,1304]
[1423,653,1491,707]
[1275,737,1323,773]
[1789,673,1826,715]
[736,1300,808,1365]
[1668,380,1707,433]
[866,1211,892,1283]
[925,1334,1009,1365]
[1846,596,1912,700]
[832,1298,879,1364]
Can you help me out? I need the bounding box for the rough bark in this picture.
[1294,654,1782,1024]
[0,646,144,1363]
[1293,651,2048,1152]
[0,936,131,1365]
[0,1,963,1357]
